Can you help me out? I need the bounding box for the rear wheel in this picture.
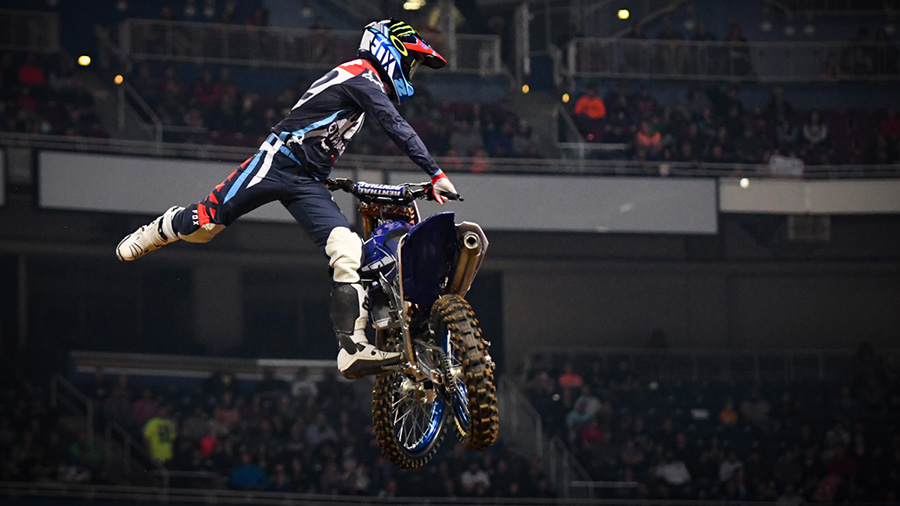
[431,294,499,450]
[372,329,447,469]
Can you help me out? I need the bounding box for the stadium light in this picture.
[403,0,425,10]
[562,93,570,103]
[617,9,630,20]
[521,84,530,94]
[114,74,124,85]
[77,55,92,66]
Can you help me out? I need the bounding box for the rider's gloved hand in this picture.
[430,170,458,205]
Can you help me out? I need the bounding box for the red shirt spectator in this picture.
[18,55,45,87]
[574,90,606,121]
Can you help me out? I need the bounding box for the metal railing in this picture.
[49,374,94,447]
[2,131,898,179]
[567,38,900,82]
[0,9,59,53]
[498,376,545,459]
[522,347,900,384]
[104,421,169,488]
[49,374,166,487]
[117,19,502,75]
[770,0,900,15]
[6,481,832,506]
[499,377,608,499]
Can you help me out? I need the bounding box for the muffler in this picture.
[449,222,488,297]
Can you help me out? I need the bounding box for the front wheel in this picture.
[432,294,499,450]
[372,330,447,470]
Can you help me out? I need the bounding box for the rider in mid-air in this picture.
[116,19,458,379]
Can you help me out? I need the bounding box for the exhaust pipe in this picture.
[449,223,488,297]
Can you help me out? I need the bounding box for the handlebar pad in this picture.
[354,182,407,198]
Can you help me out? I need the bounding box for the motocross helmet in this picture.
[357,19,446,104]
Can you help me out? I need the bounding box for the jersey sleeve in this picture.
[342,74,441,176]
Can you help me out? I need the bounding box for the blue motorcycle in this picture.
[327,178,499,469]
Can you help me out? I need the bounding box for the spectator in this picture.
[572,84,606,140]
[230,452,267,490]
[740,385,771,429]
[734,125,769,163]
[604,82,633,125]
[708,126,735,162]
[460,461,491,495]
[775,115,800,152]
[763,87,796,126]
[719,397,739,426]
[724,23,752,77]
[190,69,222,112]
[290,367,318,400]
[558,362,584,400]
[655,450,692,498]
[775,482,805,506]
[265,463,293,492]
[17,54,45,87]
[622,23,647,72]
[199,425,221,458]
[143,403,177,465]
[802,110,829,147]
[565,399,593,445]
[633,86,658,119]
[842,27,875,75]
[684,86,712,119]
[720,449,744,483]
[85,367,111,402]
[634,121,663,160]
[657,16,685,75]
[691,20,717,74]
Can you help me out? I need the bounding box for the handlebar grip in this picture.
[443,192,463,202]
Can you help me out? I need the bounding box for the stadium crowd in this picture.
[126,62,539,162]
[0,52,107,139]
[524,343,900,503]
[571,81,900,167]
[1,366,554,499]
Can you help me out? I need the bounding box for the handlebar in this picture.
[325,178,462,204]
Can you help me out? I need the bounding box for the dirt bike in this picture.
[326,177,499,469]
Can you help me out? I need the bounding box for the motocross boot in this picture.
[332,283,402,379]
[116,206,183,261]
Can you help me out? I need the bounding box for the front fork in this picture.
[371,274,456,402]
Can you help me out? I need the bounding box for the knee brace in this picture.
[177,223,225,243]
[330,283,368,346]
[325,227,362,284]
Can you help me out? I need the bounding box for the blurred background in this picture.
[0,0,899,504]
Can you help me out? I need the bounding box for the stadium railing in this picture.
[2,132,898,179]
[0,9,59,53]
[566,38,900,82]
[116,19,502,75]
[51,374,169,488]
[521,346,900,384]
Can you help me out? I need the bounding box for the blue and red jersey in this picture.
[271,59,440,181]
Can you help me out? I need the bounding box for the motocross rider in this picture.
[116,19,458,379]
